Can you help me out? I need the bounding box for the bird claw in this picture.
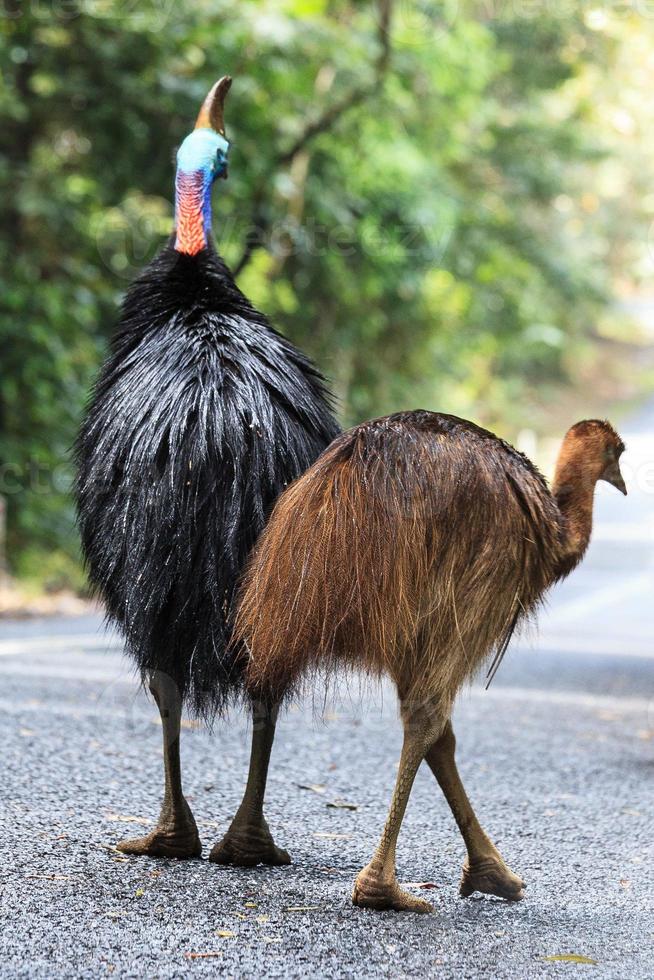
[459,856,525,901]
[209,823,291,867]
[352,865,435,913]
[115,825,202,860]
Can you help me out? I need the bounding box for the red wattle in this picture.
[175,171,207,256]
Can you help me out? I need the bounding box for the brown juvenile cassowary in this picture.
[236,411,626,912]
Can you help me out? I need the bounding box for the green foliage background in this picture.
[1,1,652,588]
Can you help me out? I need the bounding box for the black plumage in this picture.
[75,237,338,719]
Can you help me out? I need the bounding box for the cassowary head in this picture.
[174,77,233,255]
[176,76,232,184]
[562,419,627,495]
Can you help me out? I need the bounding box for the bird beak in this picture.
[602,460,627,495]
[194,75,232,136]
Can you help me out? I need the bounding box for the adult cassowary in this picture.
[75,77,339,864]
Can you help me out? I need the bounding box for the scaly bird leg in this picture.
[209,701,290,867]
[352,702,443,913]
[425,721,524,900]
[116,671,201,859]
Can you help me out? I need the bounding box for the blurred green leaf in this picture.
[1,2,651,585]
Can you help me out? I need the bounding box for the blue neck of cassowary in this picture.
[174,128,229,256]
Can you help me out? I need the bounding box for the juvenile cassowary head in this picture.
[565,419,627,495]
[174,76,232,255]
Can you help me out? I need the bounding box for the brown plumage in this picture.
[238,412,624,703]
[235,410,626,913]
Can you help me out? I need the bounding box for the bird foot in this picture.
[116,828,202,859]
[352,864,434,913]
[460,855,525,901]
[209,822,291,867]
[116,814,202,859]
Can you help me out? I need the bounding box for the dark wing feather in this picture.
[75,243,338,719]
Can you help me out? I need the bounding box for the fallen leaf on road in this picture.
[19,728,35,737]
[92,843,119,853]
[402,882,439,890]
[297,783,326,795]
[244,901,257,908]
[262,936,282,944]
[542,954,598,965]
[185,952,223,960]
[314,832,352,840]
[135,888,145,898]
[283,906,320,912]
[105,813,150,826]
[25,874,70,881]
[233,913,247,920]
[619,879,631,888]
[256,915,269,924]
[215,930,235,938]
[326,800,358,811]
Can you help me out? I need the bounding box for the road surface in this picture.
[0,406,652,979]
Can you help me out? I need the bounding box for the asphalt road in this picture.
[1,409,653,979]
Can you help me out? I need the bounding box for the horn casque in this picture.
[194,76,232,136]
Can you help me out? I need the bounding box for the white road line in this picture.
[515,632,654,658]
[1,629,652,665]
[542,570,653,626]
[466,685,651,714]
[0,685,649,719]
[0,634,123,657]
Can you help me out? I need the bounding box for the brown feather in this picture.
[236,411,625,708]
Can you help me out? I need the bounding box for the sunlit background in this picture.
[1,1,654,601]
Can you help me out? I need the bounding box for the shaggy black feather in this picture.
[75,238,339,718]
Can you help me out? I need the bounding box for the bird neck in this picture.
[174,168,214,256]
[551,449,597,574]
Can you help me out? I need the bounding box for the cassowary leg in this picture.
[116,671,201,859]
[352,702,443,913]
[209,702,290,867]
[425,721,525,900]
